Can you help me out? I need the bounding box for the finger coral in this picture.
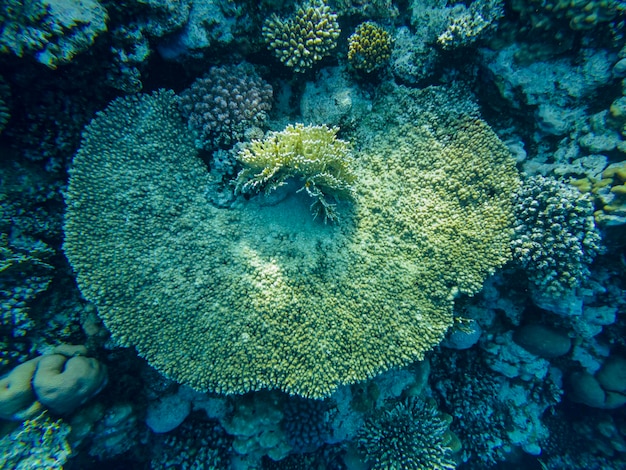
[235,123,356,223]
[177,63,273,149]
[262,0,340,72]
[348,22,393,73]
[358,398,457,470]
[512,175,602,296]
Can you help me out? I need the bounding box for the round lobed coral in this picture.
[510,0,623,31]
[348,22,393,73]
[0,348,108,420]
[235,123,356,223]
[177,63,273,148]
[262,0,340,73]
[64,87,518,399]
[572,161,626,226]
[357,398,457,470]
[511,175,602,296]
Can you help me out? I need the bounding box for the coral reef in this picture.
[347,22,393,73]
[63,85,518,400]
[0,411,72,469]
[357,398,457,470]
[510,0,624,31]
[511,175,602,297]
[299,66,373,129]
[282,396,329,452]
[0,233,55,344]
[156,0,243,62]
[151,413,230,469]
[437,0,504,50]
[177,63,273,148]
[0,0,108,68]
[235,123,356,222]
[262,0,340,72]
[3,0,626,466]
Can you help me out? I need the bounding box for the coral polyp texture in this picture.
[511,175,602,295]
[357,398,457,470]
[177,63,273,148]
[0,0,108,68]
[235,123,356,223]
[0,411,72,469]
[437,0,504,50]
[348,22,393,73]
[64,86,518,399]
[262,0,340,72]
[510,0,623,31]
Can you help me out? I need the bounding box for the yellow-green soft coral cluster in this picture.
[262,0,340,73]
[64,87,519,399]
[348,22,392,73]
[236,123,356,223]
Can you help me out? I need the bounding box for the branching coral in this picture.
[357,398,457,470]
[348,22,393,73]
[262,0,340,72]
[235,123,356,223]
[177,63,273,148]
[512,175,602,295]
[0,411,72,469]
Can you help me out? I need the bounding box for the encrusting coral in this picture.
[63,86,519,399]
[262,0,340,72]
[235,123,356,223]
[348,22,393,73]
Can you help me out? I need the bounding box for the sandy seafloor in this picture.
[1,1,626,469]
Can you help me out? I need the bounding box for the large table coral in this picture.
[64,87,519,399]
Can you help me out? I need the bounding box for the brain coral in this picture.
[64,87,519,399]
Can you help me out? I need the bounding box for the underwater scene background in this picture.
[1,0,625,468]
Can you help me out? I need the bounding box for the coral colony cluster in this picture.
[1,0,626,469]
